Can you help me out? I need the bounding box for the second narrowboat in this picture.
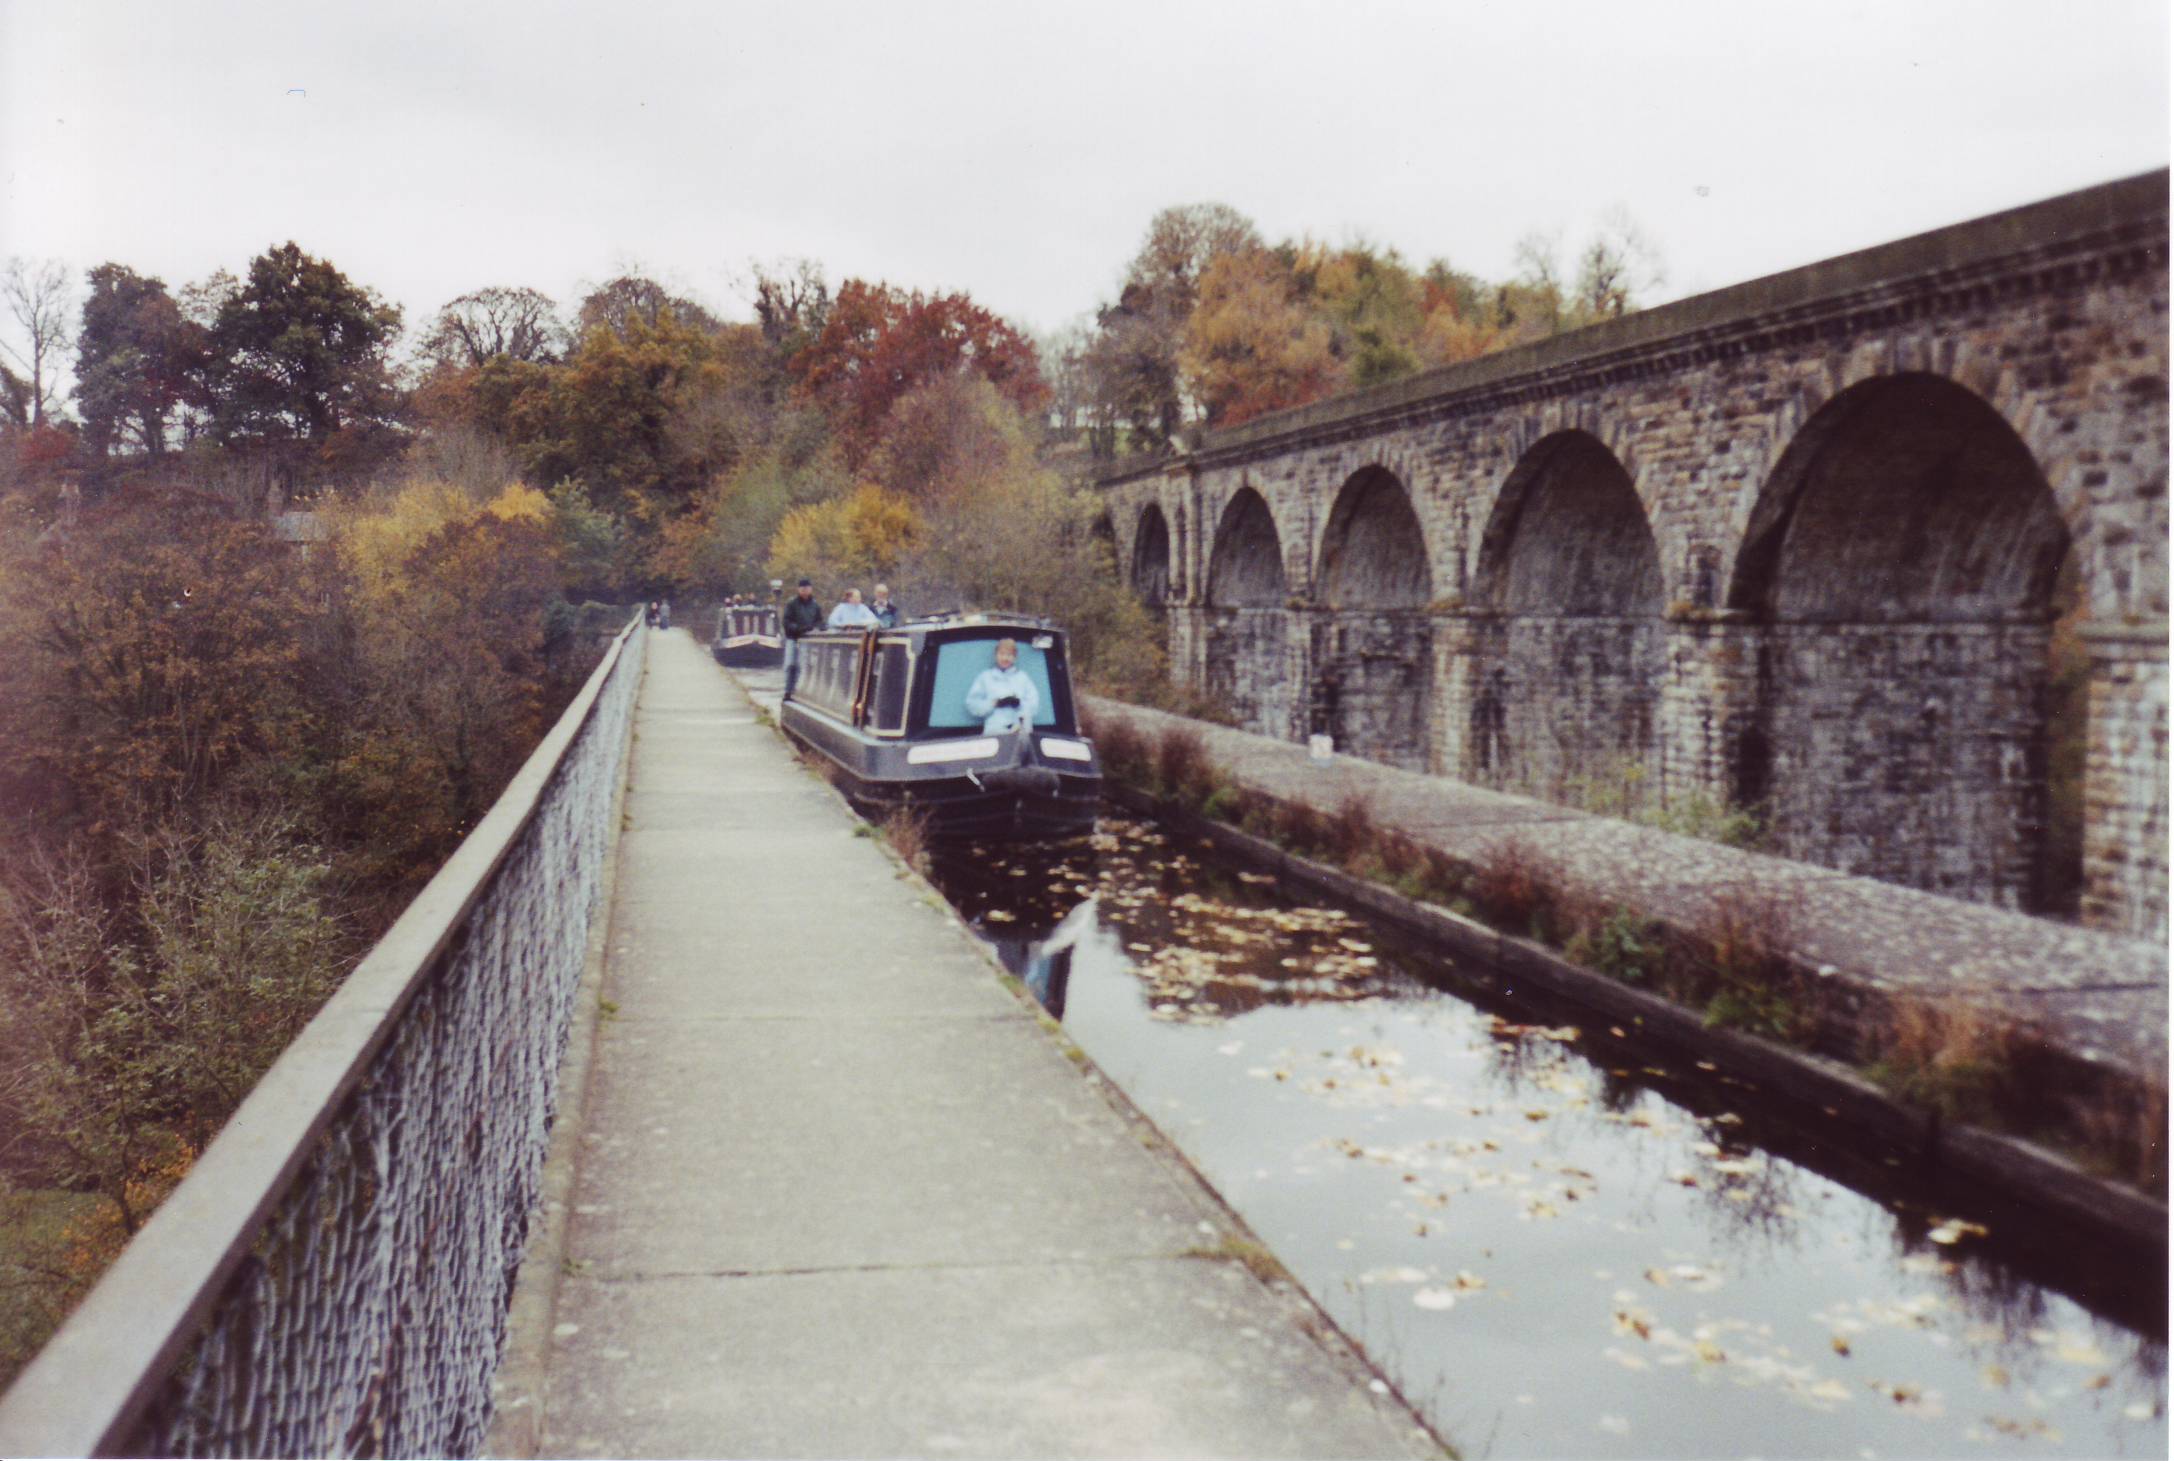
[713,603,785,668]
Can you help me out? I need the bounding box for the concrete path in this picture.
[493,630,1438,1460]
[1082,696,2168,1084]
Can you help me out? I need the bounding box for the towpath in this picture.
[488,630,1437,1459]
[1082,697,2168,1085]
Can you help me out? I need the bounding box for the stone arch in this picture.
[1316,466,1431,608]
[1729,371,2078,911]
[1473,431,1662,614]
[1206,487,1287,607]
[1308,467,1435,769]
[1202,487,1293,737]
[1459,431,1665,800]
[1131,503,1171,606]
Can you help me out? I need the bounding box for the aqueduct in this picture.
[1099,171,2169,939]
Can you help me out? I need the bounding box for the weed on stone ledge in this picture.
[1183,1233,1292,1287]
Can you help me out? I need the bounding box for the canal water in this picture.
[925,816,2167,1460]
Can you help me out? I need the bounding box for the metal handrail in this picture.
[0,617,648,1458]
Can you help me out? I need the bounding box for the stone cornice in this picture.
[1092,169,2168,486]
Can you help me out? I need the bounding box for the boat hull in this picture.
[713,633,784,669]
[781,700,1100,843]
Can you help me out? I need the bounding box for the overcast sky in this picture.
[2,0,2167,351]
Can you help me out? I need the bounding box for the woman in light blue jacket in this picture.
[964,638,1041,734]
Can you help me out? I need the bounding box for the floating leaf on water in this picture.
[2085,1373,2112,1391]
[983,909,1016,923]
[1694,1339,1727,1364]
[1925,1216,1989,1245]
[1413,1287,1458,1310]
[2055,1337,2113,1367]
[1806,1379,1852,1403]
[1360,1265,1431,1285]
[2125,1402,2158,1421]
[1643,1267,1672,1287]
[1832,1337,1852,1357]
[1454,1269,1487,1290]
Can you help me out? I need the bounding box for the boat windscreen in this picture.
[926,638,1058,731]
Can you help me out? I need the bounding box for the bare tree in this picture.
[1572,206,1666,323]
[747,258,830,350]
[420,285,565,369]
[0,257,73,428]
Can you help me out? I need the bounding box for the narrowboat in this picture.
[713,603,784,668]
[779,612,1103,842]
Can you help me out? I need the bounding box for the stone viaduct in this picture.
[1095,171,2168,940]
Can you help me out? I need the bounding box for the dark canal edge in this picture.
[1100,777,2169,1264]
[779,735,1463,1460]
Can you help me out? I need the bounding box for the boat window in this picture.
[869,642,912,733]
[796,638,862,720]
[925,637,1058,731]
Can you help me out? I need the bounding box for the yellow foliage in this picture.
[328,478,479,597]
[767,483,923,592]
[485,481,554,525]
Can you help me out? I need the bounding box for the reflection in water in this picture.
[927,820,2168,1459]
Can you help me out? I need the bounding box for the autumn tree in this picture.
[577,274,724,339]
[332,485,570,892]
[1,497,334,841]
[0,257,73,430]
[1082,204,1262,455]
[198,243,406,488]
[791,279,1047,468]
[532,310,748,521]
[74,264,194,460]
[652,426,851,596]
[766,482,923,593]
[1180,248,1339,428]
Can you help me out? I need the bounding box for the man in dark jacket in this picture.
[781,578,823,695]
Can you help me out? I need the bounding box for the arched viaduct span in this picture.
[1097,171,2169,939]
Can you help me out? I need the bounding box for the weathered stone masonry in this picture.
[1098,172,2169,940]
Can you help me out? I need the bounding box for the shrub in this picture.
[1470,837,1564,941]
[1323,794,1378,869]
[1567,906,1663,984]
[879,803,932,871]
[1153,725,1217,808]
[1672,885,1807,1040]
[1868,994,2027,1125]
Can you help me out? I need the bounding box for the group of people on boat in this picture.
[781,578,903,692]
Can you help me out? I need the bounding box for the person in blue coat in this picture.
[964,638,1040,734]
[827,588,878,629]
